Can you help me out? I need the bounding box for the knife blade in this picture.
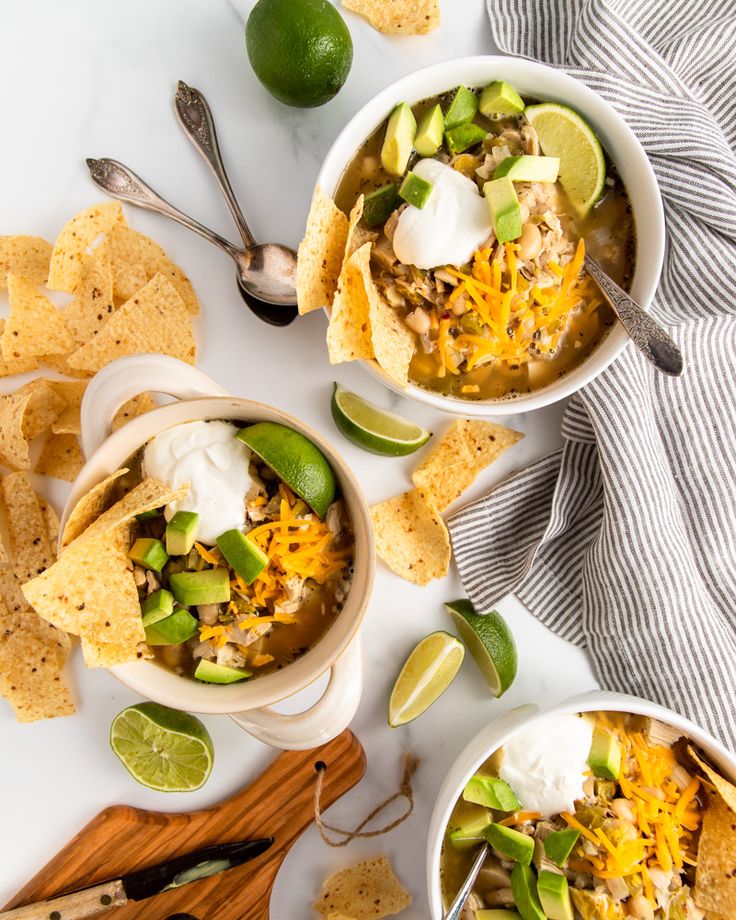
[0,837,273,920]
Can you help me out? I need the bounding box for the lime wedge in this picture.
[389,631,465,727]
[110,702,214,792]
[331,383,431,457]
[524,103,606,216]
[445,600,517,697]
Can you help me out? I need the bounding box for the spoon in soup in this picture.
[442,842,490,920]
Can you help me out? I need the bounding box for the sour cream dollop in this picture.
[393,158,493,270]
[498,714,594,818]
[143,420,253,545]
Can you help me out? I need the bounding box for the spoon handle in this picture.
[442,843,489,920]
[86,157,243,261]
[174,81,257,250]
[584,255,683,376]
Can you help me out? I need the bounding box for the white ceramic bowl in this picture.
[317,56,665,416]
[426,690,736,917]
[63,355,375,750]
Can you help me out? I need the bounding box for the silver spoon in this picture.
[584,255,683,376]
[442,843,489,920]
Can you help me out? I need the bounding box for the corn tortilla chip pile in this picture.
[371,419,522,584]
[341,0,440,35]
[314,855,411,919]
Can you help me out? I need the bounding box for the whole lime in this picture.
[246,0,353,108]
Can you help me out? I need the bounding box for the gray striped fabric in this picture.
[449,0,736,748]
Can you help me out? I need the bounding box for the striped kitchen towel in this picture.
[449,0,736,749]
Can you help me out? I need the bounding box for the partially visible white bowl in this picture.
[317,56,664,416]
[426,690,736,918]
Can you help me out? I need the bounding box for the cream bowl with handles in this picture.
[62,354,374,750]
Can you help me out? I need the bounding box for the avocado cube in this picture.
[398,171,433,210]
[194,659,250,684]
[483,824,534,865]
[165,511,199,556]
[380,102,417,176]
[511,864,546,920]
[587,728,622,780]
[144,607,199,646]
[448,804,491,849]
[135,507,162,522]
[363,183,399,228]
[129,537,168,573]
[479,80,525,116]
[484,177,523,244]
[414,103,444,156]
[444,85,479,130]
[216,529,268,584]
[543,828,580,867]
[141,588,175,627]
[170,567,231,606]
[463,774,522,811]
[445,123,487,156]
[494,154,560,183]
[537,870,573,920]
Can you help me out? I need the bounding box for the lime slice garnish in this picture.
[331,383,431,457]
[445,600,517,697]
[110,702,214,792]
[389,631,465,727]
[524,103,606,216]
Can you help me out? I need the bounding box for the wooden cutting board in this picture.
[3,729,365,920]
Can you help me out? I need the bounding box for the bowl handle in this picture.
[230,636,363,750]
[80,355,229,459]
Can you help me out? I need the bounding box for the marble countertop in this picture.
[0,0,598,915]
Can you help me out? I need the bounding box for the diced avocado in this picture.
[588,728,622,780]
[483,824,534,865]
[476,912,520,920]
[380,102,417,176]
[444,85,479,130]
[494,155,560,183]
[484,177,522,244]
[135,507,162,522]
[144,607,199,646]
[448,804,491,849]
[463,775,522,811]
[141,588,174,628]
[398,171,433,209]
[129,537,168,573]
[165,511,199,556]
[537,870,573,920]
[216,529,268,584]
[543,828,580,868]
[511,864,546,920]
[363,183,399,228]
[170,567,231,606]
[445,123,487,156]
[194,659,251,684]
[414,103,444,156]
[479,80,525,116]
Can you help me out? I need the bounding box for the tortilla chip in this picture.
[314,856,412,919]
[0,390,31,469]
[694,792,736,912]
[1,472,55,581]
[0,235,53,289]
[689,746,736,814]
[0,627,75,722]
[80,634,151,668]
[342,0,439,34]
[83,477,188,543]
[364,271,414,388]
[35,433,84,482]
[297,186,348,315]
[0,320,39,377]
[327,243,375,364]
[66,273,196,373]
[371,489,451,584]
[412,419,523,510]
[327,915,357,920]
[39,498,60,553]
[112,392,156,431]
[0,569,35,618]
[40,353,92,378]
[47,200,123,293]
[63,250,115,345]
[61,468,129,548]
[18,378,67,439]
[49,380,88,434]
[2,274,74,361]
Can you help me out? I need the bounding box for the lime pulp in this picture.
[445,600,517,697]
[389,631,465,727]
[331,383,431,456]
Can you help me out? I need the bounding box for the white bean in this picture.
[611,798,636,823]
[405,308,431,335]
[518,222,543,261]
[628,895,654,920]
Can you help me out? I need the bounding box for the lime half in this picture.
[389,631,465,727]
[445,600,517,697]
[524,103,606,216]
[110,702,214,792]
[236,421,336,518]
[331,383,431,456]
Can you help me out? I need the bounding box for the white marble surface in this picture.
[0,1,598,915]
